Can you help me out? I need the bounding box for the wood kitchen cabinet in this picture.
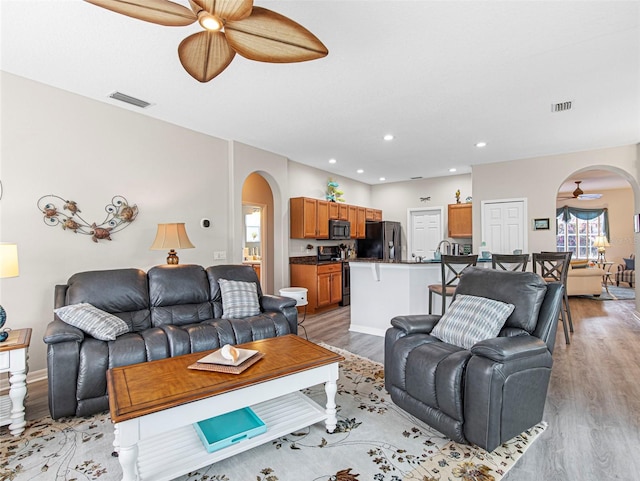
[290,196,382,239]
[365,208,382,221]
[329,202,340,219]
[290,262,342,313]
[356,207,367,238]
[347,205,357,237]
[289,197,329,239]
[338,204,349,220]
[290,197,317,238]
[347,205,367,239]
[316,200,329,239]
[448,203,472,238]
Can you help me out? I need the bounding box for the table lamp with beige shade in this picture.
[593,235,610,263]
[0,243,19,342]
[150,223,195,265]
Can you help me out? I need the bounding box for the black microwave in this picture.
[328,219,351,240]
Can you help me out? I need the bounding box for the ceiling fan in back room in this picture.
[84,0,329,82]
[557,181,603,201]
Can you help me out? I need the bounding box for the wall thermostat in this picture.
[201,218,211,228]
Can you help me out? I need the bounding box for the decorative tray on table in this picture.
[188,345,264,374]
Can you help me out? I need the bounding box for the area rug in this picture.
[578,285,635,301]
[0,346,545,481]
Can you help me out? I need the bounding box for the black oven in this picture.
[340,261,350,306]
[328,219,351,240]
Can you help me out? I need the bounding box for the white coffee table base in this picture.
[114,362,339,481]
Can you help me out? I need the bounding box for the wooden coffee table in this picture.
[107,335,344,481]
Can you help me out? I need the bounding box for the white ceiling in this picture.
[1,1,638,186]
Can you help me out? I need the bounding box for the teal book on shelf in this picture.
[194,407,267,453]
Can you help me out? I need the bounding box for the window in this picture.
[245,211,261,242]
[556,207,609,260]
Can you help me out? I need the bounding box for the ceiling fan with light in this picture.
[557,181,603,200]
[85,0,329,82]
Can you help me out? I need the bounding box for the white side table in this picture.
[0,328,31,436]
[279,287,309,339]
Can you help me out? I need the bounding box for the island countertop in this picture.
[348,257,491,265]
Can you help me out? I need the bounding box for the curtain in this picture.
[556,206,610,239]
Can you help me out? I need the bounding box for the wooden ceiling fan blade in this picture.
[225,7,329,63]
[178,31,236,82]
[85,0,197,26]
[189,0,253,21]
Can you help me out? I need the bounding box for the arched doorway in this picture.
[242,172,275,294]
[556,167,637,301]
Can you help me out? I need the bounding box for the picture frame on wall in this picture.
[533,218,550,230]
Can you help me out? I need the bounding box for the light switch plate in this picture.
[214,251,226,260]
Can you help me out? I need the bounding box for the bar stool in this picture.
[492,254,529,271]
[428,255,478,315]
[532,252,573,344]
[279,287,308,339]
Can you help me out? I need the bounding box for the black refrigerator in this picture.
[356,221,402,262]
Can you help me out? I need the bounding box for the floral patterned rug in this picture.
[0,346,545,481]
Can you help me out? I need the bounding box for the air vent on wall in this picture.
[552,100,573,112]
[109,91,152,108]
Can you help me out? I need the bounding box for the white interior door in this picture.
[481,199,527,254]
[408,208,443,261]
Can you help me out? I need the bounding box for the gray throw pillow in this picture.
[219,279,261,319]
[54,303,129,341]
[430,295,515,350]
[624,257,635,270]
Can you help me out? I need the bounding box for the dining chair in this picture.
[491,254,529,271]
[532,252,573,344]
[428,255,479,315]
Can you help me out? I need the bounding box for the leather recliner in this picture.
[44,264,298,419]
[384,267,563,452]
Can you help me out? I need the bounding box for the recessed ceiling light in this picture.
[449,168,457,173]
[475,142,487,148]
[329,158,337,164]
[383,134,394,141]
[357,169,364,174]
[379,177,386,181]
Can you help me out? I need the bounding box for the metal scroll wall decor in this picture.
[37,195,138,243]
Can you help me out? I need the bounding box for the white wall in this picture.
[371,174,473,257]
[231,141,290,293]
[287,161,371,257]
[473,145,640,306]
[0,73,283,373]
[3,71,639,375]
[472,146,639,255]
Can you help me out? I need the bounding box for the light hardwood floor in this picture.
[13,295,640,481]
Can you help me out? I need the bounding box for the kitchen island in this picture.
[348,260,443,336]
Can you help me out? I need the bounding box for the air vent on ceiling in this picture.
[410,176,423,180]
[551,100,572,113]
[109,91,152,108]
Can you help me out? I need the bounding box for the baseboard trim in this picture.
[27,368,48,384]
[0,368,47,392]
[348,324,386,337]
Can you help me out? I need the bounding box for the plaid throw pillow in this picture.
[430,295,515,350]
[54,303,129,341]
[219,279,261,319]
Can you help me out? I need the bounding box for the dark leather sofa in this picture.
[385,267,563,452]
[43,264,297,419]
